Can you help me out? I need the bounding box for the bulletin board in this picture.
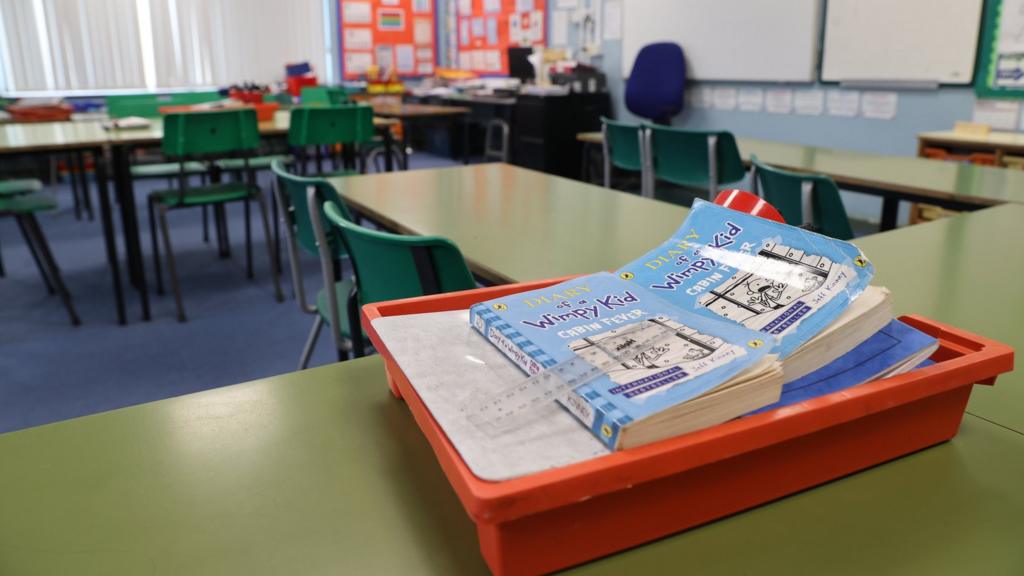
[339,0,437,80]
[455,0,547,75]
[976,0,1024,98]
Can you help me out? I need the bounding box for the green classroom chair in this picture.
[309,196,476,362]
[751,155,855,240]
[288,104,375,176]
[300,86,349,106]
[644,124,746,204]
[270,159,355,369]
[148,109,283,321]
[601,117,648,195]
[0,178,44,279]
[0,191,80,325]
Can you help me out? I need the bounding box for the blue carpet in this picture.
[0,152,463,434]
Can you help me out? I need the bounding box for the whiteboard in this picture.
[821,0,983,84]
[621,0,821,82]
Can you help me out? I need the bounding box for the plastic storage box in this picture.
[363,278,1014,575]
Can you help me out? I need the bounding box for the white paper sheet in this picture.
[765,89,793,114]
[551,10,569,47]
[973,99,1021,131]
[414,17,433,45]
[826,90,860,117]
[556,0,579,8]
[738,88,764,112]
[604,0,623,41]
[344,28,373,51]
[344,52,373,74]
[688,86,713,109]
[458,0,472,15]
[396,44,415,74]
[342,1,372,24]
[712,87,738,110]
[860,91,898,120]
[372,310,609,481]
[459,18,470,45]
[413,0,431,13]
[486,16,499,45]
[794,90,824,115]
[517,0,535,12]
[484,0,501,13]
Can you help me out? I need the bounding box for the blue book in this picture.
[469,272,784,450]
[617,200,875,359]
[747,319,938,415]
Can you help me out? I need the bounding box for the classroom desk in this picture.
[370,102,471,165]
[0,355,1020,573]
[0,121,128,323]
[918,129,1024,161]
[327,163,689,284]
[576,131,1024,230]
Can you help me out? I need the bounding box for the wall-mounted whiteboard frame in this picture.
[821,0,984,85]
[621,0,821,82]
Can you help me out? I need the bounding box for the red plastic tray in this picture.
[362,278,1014,576]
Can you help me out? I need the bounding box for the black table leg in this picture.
[76,150,94,220]
[880,197,900,232]
[383,127,395,172]
[94,147,126,325]
[111,144,151,321]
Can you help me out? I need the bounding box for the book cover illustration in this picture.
[618,200,874,358]
[469,272,773,449]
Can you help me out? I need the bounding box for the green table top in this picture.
[0,360,1020,575]
[328,163,690,284]
[0,120,109,153]
[575,131,1024,206]
[857,204,1024,433]
[739,137,1024,206]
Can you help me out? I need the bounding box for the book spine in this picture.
[558,384,626,451]
[469,303,549,376]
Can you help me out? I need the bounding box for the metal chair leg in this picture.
[22,214,80,325]
[148,197,165,294]
[16,216,55,294]
[299,315,325,370]
[202,205,210,244]
[348,288,364,359]
[254,191,284,302]
[157,205,187,322]
[244,197,253,279]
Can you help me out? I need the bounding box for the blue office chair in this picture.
[626,43,686,125]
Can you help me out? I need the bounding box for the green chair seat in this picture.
[0,192,57,214]
[152,183,256,207]
[131,161,207,179]
[0,179,43,197]
[215,154,293,171]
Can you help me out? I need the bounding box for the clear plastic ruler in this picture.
[462,321,680,435]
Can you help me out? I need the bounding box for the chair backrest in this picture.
[300,86,349,106]
[106,91,221,118]
[323,201,476,304]
[287,104,374,147]
[270,158,352,256]
[625,43,686,124]
[751,156,854,240]
[647,124,745,193]
[602,117,644,172]
[161,109,260,158]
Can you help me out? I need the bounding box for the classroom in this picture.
[0,0,1021,574]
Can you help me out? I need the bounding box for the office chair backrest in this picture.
[625,43,686,124]
[288,105,374,147]
[751,156,854,240]
[323,201,476,305]
[647,124,745,191]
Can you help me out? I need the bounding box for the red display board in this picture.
[455,0,546,75]
[339,0,437,79]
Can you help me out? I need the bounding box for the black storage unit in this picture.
[510,92,610,179]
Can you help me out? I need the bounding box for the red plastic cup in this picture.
[713,189,786,224]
